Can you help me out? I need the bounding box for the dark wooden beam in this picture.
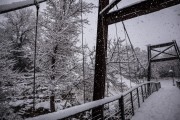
[105,0,180,25]
[147,45,151,81]
[151,56,179,62]
[150,41,174,49]
[92,0,109,119]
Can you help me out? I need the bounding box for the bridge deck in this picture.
[132,79,180,120]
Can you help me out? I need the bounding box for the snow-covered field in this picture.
[131,79,180,120]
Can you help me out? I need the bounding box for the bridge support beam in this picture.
[92,0,109,119]
[147,45,151,81]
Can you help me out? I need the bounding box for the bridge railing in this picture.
[27,81,161,120]
[176,80,180,89]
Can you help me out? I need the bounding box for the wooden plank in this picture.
[105,0,180,25]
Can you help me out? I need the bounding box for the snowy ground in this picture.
[131,79,180,120]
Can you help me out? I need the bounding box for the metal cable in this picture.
[81,0,86,103]
[33,0,39,112]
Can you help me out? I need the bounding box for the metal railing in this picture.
[176,80,180,89]
[27,81,161,120]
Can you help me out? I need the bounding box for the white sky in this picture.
[0,0,180,50]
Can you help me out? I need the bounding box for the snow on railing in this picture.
[26,81,161,120]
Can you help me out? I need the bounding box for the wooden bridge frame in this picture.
[147,40,180,81]
[93,0,180,118]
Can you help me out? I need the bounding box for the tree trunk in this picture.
[50,45,58,112]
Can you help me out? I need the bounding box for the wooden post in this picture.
[147,45,151,81]
[92,0,109,119]
[130,91,134,116]
[119,96,125,120]
[141,86,144,102]
[137,88,140,108]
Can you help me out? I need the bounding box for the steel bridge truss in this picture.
[147,40,180,81]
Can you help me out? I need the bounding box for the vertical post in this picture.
[141,86,144,102]
[172,67,175,86]
[119,96,125,120]
[155,83,158,91]
[144,84,147,98]
[130,91,134,116]
[92,0,109,119]
[147,46,151,97]
[33,2,39,112]
[147,45,151,81]
[159,82,161,88]
[173,40,180,62]
[137,88,140,108]
[149,83,151,95]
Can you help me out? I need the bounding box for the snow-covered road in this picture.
[131,79,180,120]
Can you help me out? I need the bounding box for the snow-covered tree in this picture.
[0,8,35,73]
[36,0,94,112]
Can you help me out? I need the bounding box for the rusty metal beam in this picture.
[105,0,180,25]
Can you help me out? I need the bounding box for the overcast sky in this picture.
[0,0,180,50]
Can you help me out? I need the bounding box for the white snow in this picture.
[9,99,33,107]
[131,79,180,120]
[9,100,25,107]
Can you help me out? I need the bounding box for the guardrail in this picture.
[27,81,161,120]
[176,81,180,89]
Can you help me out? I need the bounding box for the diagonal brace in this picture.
[151,49,177,57]
[150,44,174,60]
[100,0,122,15]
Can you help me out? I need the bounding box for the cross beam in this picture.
[151,56,179,62]
[105,0,180,25]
